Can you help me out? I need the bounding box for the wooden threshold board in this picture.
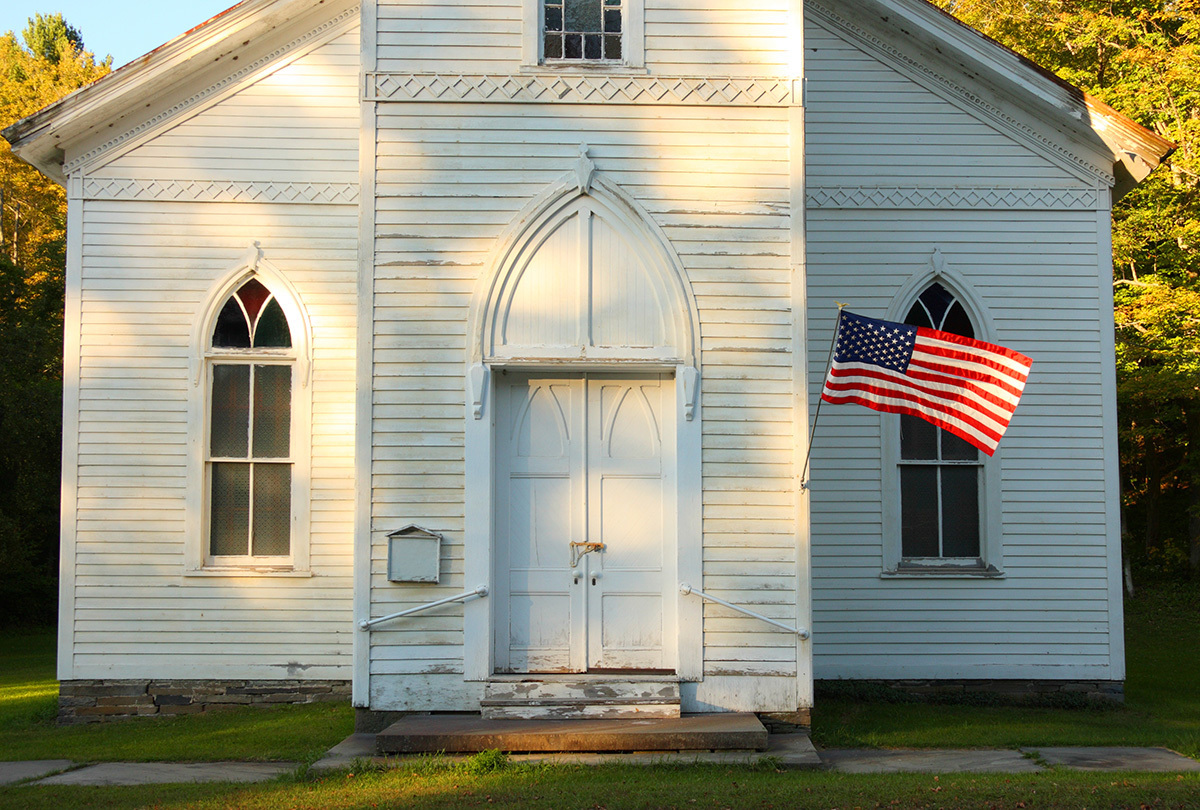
[375,712,769,754]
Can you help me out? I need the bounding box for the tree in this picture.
[938,0,1200,577]
[0,19,108,626]
[21,13,83,65]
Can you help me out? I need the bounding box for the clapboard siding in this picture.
[71,200,357,678]
[368,102,798,690]
[806,203,1114,678]
[91,27,359,182]
[805,18,1079,187]
[66,19,359,680]
[375,0,792,75]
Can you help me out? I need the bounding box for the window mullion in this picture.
[247,364,256,556]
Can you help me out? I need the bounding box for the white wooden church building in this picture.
[6,0,1172,721]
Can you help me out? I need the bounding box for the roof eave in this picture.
[2,0,333,183]
[861,0,1175,194]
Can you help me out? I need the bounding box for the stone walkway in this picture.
[2,741,1198,786]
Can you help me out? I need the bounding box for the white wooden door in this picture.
[495,373,674,673]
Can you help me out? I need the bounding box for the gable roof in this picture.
[846,0,1174,194]
[2,0,339,184]
[3,0,1174,195]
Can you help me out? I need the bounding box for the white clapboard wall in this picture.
[804,13,1121,680]
[64,18,361,680]
[367,101,801,709]
[366,0,804,713]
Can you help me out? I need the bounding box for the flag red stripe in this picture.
[821,312,1032,456]
[820,392,1001,455]
[827,362,1020,418]
[917,326,1034,371]
[821,376,1006,444]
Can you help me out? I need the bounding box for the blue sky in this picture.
[2,2,237,68]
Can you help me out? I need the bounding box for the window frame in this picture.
[522,0,645,71]
[879,271,1004,579]
[185,254,312,577]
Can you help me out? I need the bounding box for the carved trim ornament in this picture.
[367,73,799,106]
[82,178,360,204]
[807,186,1104,210]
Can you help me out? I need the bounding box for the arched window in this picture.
[206,278,295,563]
[898,283,982,562]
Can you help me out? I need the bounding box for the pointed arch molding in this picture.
[886,248,997,343]
[190,242,314,389]
[468,170,701,415]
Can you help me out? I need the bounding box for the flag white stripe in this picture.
[824,385,1000,451]
[916,335,1033,379]
[826,365,1011,433]
[911,347,1031,392]
[829,362,1016,427]
[904,355,1024,407]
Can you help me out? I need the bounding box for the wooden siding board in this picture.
[805,10,1115,681]
[69,25,359,679]
[368,100,798,688]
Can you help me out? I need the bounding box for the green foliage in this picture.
[461,749,510,775]
[938,0,1200,577]
[20,14,83,66]
[0,21,108,627]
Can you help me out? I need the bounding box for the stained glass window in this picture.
[898,283,982,561]
[207,278,294,562]
[544,0,622,61]
[212,278,292,349]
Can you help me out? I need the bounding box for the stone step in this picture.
[376,712,769,754]
[481,678,681,720]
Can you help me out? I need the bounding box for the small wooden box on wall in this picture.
[387,525,442,583]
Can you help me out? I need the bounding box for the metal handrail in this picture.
[359,585,488,631]
[679,582,810,640]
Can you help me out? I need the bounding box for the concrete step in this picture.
[376,712,769,754]
[481,678,681,720]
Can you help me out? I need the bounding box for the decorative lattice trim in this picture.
[82,178,360,204]
[65,5,360,176]
[368,73,799,106]
[807,186,1104,210]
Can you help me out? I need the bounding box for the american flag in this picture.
[820,310,1033,456]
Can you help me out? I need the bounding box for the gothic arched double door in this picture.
[493,372,677,673]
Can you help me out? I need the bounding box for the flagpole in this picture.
[801,304,846,490]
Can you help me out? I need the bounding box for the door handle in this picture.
[569,541,605,568]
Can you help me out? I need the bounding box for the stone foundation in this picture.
[815,678,1124,706]
[58,679,352,724]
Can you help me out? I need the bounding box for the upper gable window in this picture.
[544,0,623,61]
[524,0,643,69]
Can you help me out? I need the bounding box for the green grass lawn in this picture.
[0,583,1196,808]
[810,581,1200,758]
[0,759,1198,810]
[0,631,352,763]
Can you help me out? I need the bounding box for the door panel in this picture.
[588,377,668,669]
[495,377,583,672]
[496,373,673,673]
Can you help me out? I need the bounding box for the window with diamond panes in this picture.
[208,279,294,562]
[544,0,622,61]
[899,283,982,561]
